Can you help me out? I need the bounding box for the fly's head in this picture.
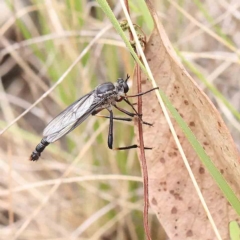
[116,75,130,96]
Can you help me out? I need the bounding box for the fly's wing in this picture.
[43,91,100,143]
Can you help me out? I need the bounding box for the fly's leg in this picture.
[112,103,141,117]
[113,103,152,126]
[107,109,152,150]
[107,110,114,149]
[123,98,139,115]
[125,87,159,98]
[91,108,105,116]
[95,114,152,126]
[96,115,132,122]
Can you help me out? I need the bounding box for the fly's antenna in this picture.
[125,74,130,83]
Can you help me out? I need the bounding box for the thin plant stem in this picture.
[123,1,151,239]
[136,65,151,240]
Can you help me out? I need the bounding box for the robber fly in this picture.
[30,75,158,161]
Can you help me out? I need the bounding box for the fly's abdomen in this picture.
[30,138,49,161]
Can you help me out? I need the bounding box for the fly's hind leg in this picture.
[107,109,152,150]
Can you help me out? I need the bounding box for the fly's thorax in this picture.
[96,82,115,96]
[101,93,118,108]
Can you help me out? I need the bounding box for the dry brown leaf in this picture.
[133,4,240,240]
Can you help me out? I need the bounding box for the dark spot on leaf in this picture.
[168,152,176,157]
[189,121,195,127]
[186,230,193,237]
[220,169,224,174]
[151,198,157,205]
[171,207,177,214]
[184,100,189,105]
[199,167,205,174]
[170,191,182,200]
[160,157,165,163]
[218,209,223,214]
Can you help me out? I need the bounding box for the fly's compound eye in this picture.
[123,82,129,93]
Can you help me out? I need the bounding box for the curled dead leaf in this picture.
[133,4,240,240]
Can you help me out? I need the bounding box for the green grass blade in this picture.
[96,0,146,72]
[229,221,240,240]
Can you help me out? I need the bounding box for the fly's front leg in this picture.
[125,87,159,98]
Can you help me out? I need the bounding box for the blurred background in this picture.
[0,0,240,239]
